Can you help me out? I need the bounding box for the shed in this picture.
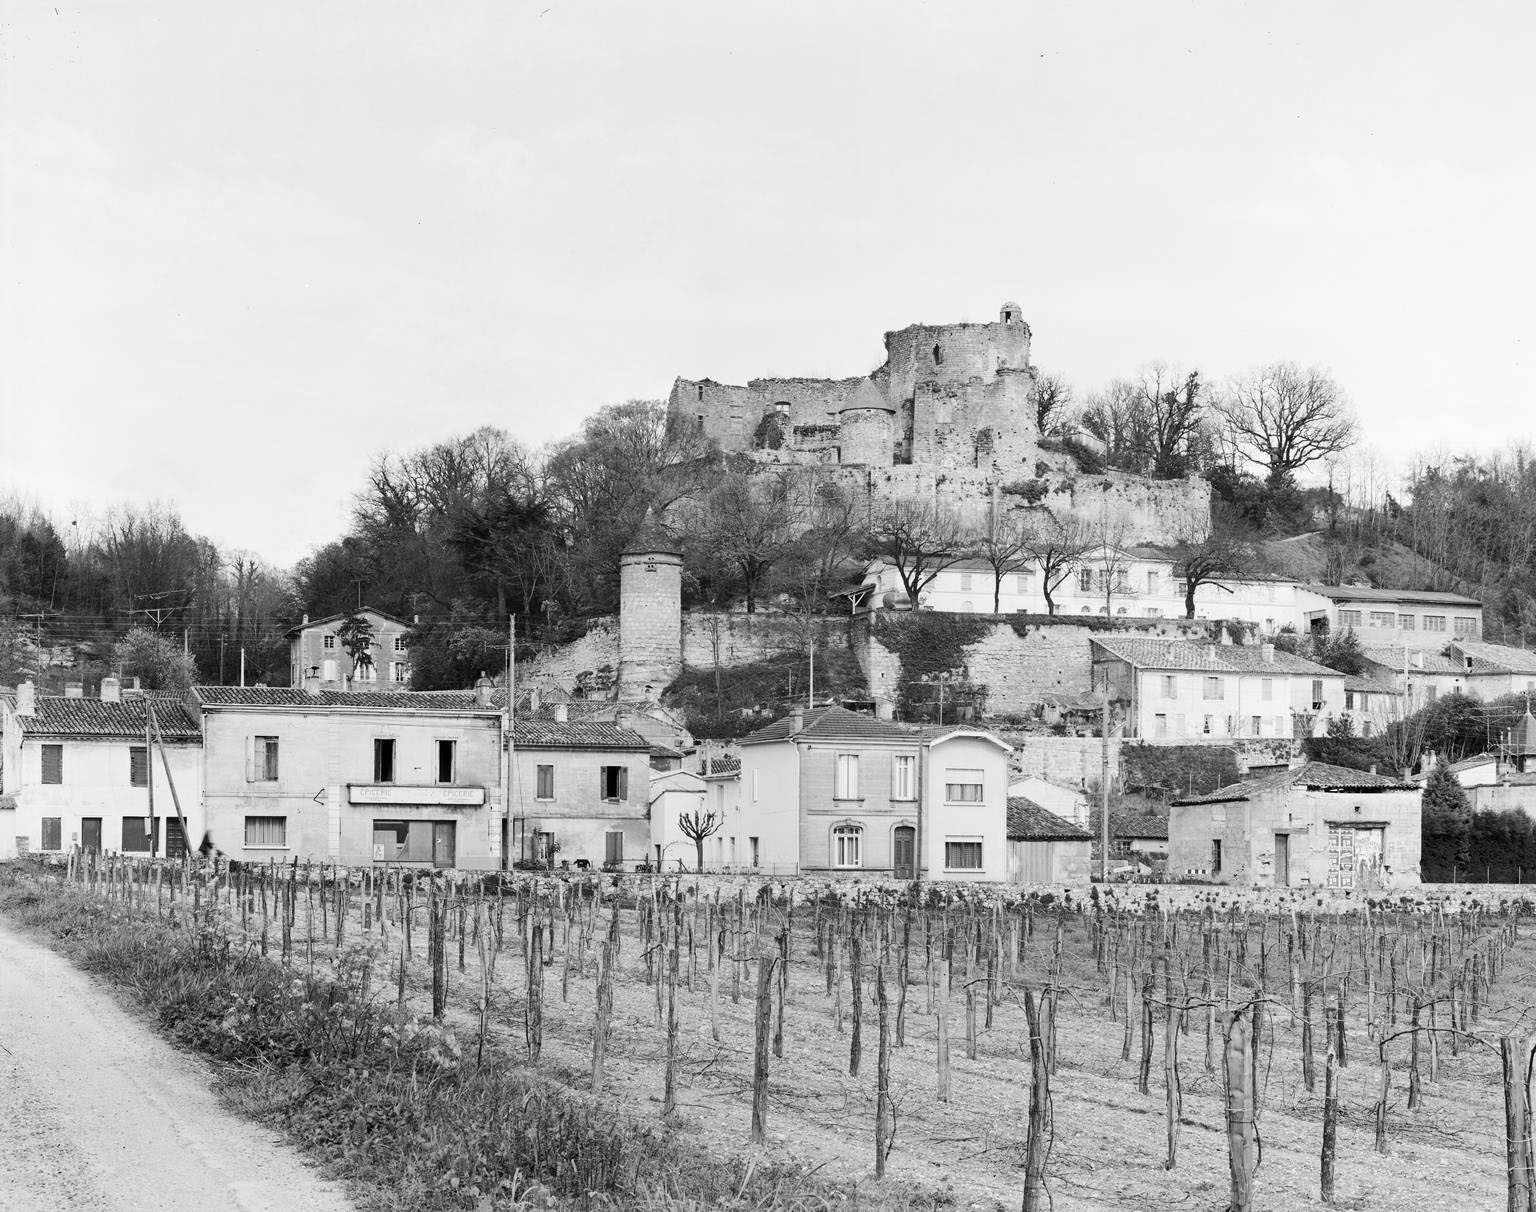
[1006,797,1093,884]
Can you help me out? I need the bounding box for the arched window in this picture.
[932,344,943,366]
[832,825,862,869]
[1099,606,1109,615]
[1117,607,1128,615]
[961,601,974,612]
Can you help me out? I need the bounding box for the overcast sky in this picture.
[3,0,1533,567]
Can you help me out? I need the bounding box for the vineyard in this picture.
[16,854,1536,1212]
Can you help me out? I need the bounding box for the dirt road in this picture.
[0,920,354,1212]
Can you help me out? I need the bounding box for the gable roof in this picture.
[1344,675,1402,695]
[1360,646,1467,676]
[283,606,412,639]
[1114,813,1169,840]
[742,705,911,745]
[1302,585,1483,608]
[15,696,201,742]
[510,719,650,751]
[1450,640,1536,675]
[1006,797,1091,841]
[195,686,497,711]
[1173,760,1412,806]
[1513,710,1536,757]
[1091,636,1335,676]
[702,755,741,778]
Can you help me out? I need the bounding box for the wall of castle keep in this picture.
[618,550,683,700]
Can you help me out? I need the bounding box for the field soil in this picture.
[0,917,355,1212]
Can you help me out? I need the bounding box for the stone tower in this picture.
[836,377,896,466]
[618,516,683,702]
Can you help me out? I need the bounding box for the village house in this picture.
[1007,774,1089,829]
[508,711,652,871]
[286,606,414,690]
[1168,761,1421,889]
[1342,675,1405,738]
[737,705,1011,881]
[1411,709,1536,816]
[1298,585,1483,653]
[1359,646,1468,711]
[1090,636,1345,741]
[1005,797,1092,883]
[648,768,708,870]
[195,678,503,869]
[701,754,745,867]
[1446,639,1536,700]
[1,678,203,861]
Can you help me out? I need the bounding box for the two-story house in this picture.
[286,606,414,689]
[1,678,203,860]
[195,678,503,868]
[1298,586,1484,653]
[737,705,1011,881]
[1359,646,1468,710]
[1091,636,1346,741]
[1446,640,1536,700]
[508,711,653,870]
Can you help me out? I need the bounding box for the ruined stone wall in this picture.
[1004,733,1124,788]
[680,611,848,670]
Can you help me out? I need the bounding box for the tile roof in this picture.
[1114,813,1169,840]
[1344,675,1402,695]
[742,705,913,744]
[282,606,412,638]
[195,686,498,711]
[1451,640,1536,675]
[702,756,741,777]
[17,696,202,741]
[510,720,650,750]
[1173,760,1412,806]
[1301,584,1483,607]
[1007,797,1092,841]
[0,794,17,810]
[1359,646,1467,676]
[1512,710,1536,757]
[1091,636,1334,676]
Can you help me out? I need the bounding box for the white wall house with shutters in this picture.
[1,679,204,861]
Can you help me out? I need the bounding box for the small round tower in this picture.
[618,514,683,702]
[836,377,896,466]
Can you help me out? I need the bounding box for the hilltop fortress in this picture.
[668,302,1209,543]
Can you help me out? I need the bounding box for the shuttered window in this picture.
[536,764,555,799]
[122,817,158,853]
[41,744,63,784]
[130,746,148,787]
[605,831,624,865]
[41,817,62,850]
[600,765,628,801]
[249,737,279,782]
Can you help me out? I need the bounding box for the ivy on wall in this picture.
[873,612,993,718]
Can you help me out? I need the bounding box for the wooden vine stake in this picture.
[1223,1005,1257,1212]
[1164,992,1182,1170]
[750,950,778,1145]
[663,927,680,1117]
[592,934,615,1095]
[1021,987,1051,1212]
[1500,1033,1534,1212]
[875,961,893,1179]
[1321,1047,1338,1205]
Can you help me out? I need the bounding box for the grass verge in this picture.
[0,864,931,1212]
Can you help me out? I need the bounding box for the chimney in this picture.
[15,680,35,716]
[554,702,569,723]
[65,682,84,699]
[789,706,805,735]
[1369,764,1378,775]
[1205,644,1218,661]
[1410,651,1424,670]
[302,666,323,696]
[1261,642,1275,664]
[530,686,542,712]
[302,613,309,625]
[100,675,121,703]
[473,672,494,709]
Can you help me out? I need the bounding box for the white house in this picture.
[1091,636,1346,741]
[1007,775,1089,829]
[286,606,415,689]
[1298,585,1484,653]
[1360,646,1469,711]
[737,705,1012,881]
[1447,640,1536,700]
[1,678,204,860]
[649,768,708,871]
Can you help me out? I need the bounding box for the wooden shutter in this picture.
[245,735,255,782]
[41,744,62,784]
[605,831,623,864]
[130,746,148,787]
[618,766,629,802]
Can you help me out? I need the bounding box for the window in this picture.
[959,572,973,591]
[1202,715,1213,734]
[1399,614,1416,630]
[1211,839,1222,875]
[322,658,337,681]
[245,816,287,847]
[604,831,624,866]
[130,745,148,787]
[600,765,628,802]
[1424,615,1446,632]
[945,769,984,802]
[394,635,408,652]
[832,825,862,868]
[1146,608,1162,618]
[41,744,63,784]
[1312,680,1325,710]
[251,736,279,782]
[1115,571,1130,593]
[323,634,336,650]
[1015,571,1034,594]
[749,837,760,867]
[536,764,555,799]
[834,754,860,800]
[534,830,556,863]
[1261,677,1273,702]
[122,816,157,853]
[1338,609,1363,627]
[1369,611,1394,628]
[1078,569,1093,593]
[1345,691,1355,710]
[893,755,916,800]
[41,817,62,850]
[1203,677,1224,700]
[1153,713,1168,739]
[1427,685,1439,703]
[373,738,397,783]
[391,662,408,683]
[1147,571,1159,594]
[932,344,943,365]
[435,739,456,784]
[1251,715,1262,736]
[945,840,983,870]
[1454,616,1479,638]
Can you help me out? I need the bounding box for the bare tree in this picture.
[1088,505,1137,617]
[1030,373,1073,438]
[1216,364,1357,487]
[678,808,723,871]
[1080,379,1146,472]
[1133,364,1204,479]
[1021,511,1094,615]
[698,471,799,613]
[974,508,1033,613]
[1171,508,1251,619]
[861,500,970,607]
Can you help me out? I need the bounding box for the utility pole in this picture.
[146,706,157,858]
[1099,683,1111,882]
[506,614,516,868]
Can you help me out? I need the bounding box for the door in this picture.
[432,821,456,869]
[893,826,916,879]
[164,816,188,859]
[1274,834,1289,887]
[81,818,102,854]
